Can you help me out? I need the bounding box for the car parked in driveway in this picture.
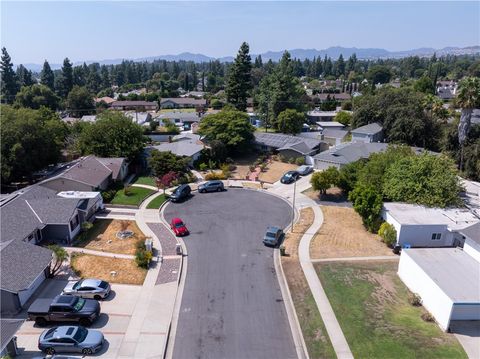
[263,226,285,247]
[297,165,313,176]
[170,217,189,236]
[38,326,104,355]
[280,171,300,184]
[62,279,111,300]
[169,184,191,202]
[198,180,225,193]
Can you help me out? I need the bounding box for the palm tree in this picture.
[47,244,69,277]
[456,77,480,171]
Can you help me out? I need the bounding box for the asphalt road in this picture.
[164,188,297,359]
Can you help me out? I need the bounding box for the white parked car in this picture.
[62,279,111,300]
[297,165,313,176]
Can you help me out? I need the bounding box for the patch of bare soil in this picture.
[258,161,298,184]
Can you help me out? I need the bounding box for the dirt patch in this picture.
[231,165,250,180]
[241,182,262,189]
[258,161,298,184]
[70,253,147,285]
[80,219,146,255]
[310,206,394,259]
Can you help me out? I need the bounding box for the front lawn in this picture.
[146,194,168,209]
[111,186,155,206]
[71,253,147,285]
[134,176,156,187]
[316,261,467,359]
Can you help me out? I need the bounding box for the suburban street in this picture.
[164,188,297,359]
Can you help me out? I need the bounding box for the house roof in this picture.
[26,198,80,224]
[383,202,479,230]
[110,100,157,107]
[0,240,52,293]
[460,222,480,245]
[53,156,112,188]
[278,141,315,155]
[1,319,25,351]
[150,140,203,158]
[307,110,337,118]
[312,93,351,101]
[96,157,125,181]
[403,248,480,303]
[156,111,201,122]
[351,122,383,135]
[125,112,151,125]
[254,132,321,152]
[94,96,115,104]
[80,115,96,122]
[317,121,345,128]
[313,142,388,165]
[322,128,349,140]
[160,98,207,106]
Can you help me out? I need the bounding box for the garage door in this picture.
[451,303,480,321]
[18,270,46,307]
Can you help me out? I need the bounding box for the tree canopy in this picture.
[225,42,252,111]
[1,47,18,104]
[148,150,190,178]
[67,86,95,117]
[275,109,305,134]
[14,84,60,110]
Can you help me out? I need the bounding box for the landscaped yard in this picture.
[71,253,147,285]
[310,206,394,259]
[134,176,157,187]
[146,193,168,209]
[282,208,336,359]
[111,186,155,206]
[76,219,146,255]
[316,261,467,359]
[258,160,298,183]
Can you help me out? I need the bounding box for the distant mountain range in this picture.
[20,46,480,72]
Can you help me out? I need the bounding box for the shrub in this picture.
[123,185,132,196]
[220,164,231,178]
[101,189,117,203]
[288,157,295,164]
[278,154,287,163]
[81,222,93,232]
[259,163,267,172]
[421,312,435,322]
[295,157,305,165]
[378,222,397,247]
[135,241,152,269]
[199,163,208,171]
[208,159,217,169]
[205,171,226,180]
[408,293,422,307]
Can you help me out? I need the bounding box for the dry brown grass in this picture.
[70,253,147,285]
[231,165,250,180]
[258,161,297,183]
[81,220,146,255]
[241,182,262,189]
[310,206,394,259]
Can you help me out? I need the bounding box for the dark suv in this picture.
[169,184,191,202]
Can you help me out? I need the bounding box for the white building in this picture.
[381,202,479,248]
[398,245,480,331]
[351,122,383,143]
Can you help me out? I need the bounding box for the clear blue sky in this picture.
[1,1,479,65]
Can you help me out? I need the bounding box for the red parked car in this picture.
[170,218,189,236]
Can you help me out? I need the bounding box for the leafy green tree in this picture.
[14,84,60,110]
[58,57,74,97]
[383,153,462,207]
[276,109,305,134]
[78,111,146,160]
[413,75,435,94]
[225,42,252,111]
[199,108,254,153]
[1,47,19,104]
[16,64,35,88]
[337,159,366,194]
[378,222,397,247]
[148,150,190,178]
[40,60,55,90]
[349,185,383,232]
[310,166,339,195]
[1,106,66,183]
[366,65,391,85]
[47,245,69,277]
[67,86,94,117]
[334,111,352,126]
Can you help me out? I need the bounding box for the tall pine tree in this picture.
[40,60,55,90]
[16,64,35,88]
[60,57,73,97]
[1,47,19,103]
[225,42,252,111]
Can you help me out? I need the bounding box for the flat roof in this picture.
[404,248,480,302]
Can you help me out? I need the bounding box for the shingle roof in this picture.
[110,100,158,107]
[1,319,25,350]
[254,133,321,152]
[57,156,112,187]
[96,157,125,181]
[150,141,204,158]
[351,122,383,135]
[156,112,201,122]
[314,142,388,165]
[278,141,313,155]
[0,240,52,293]
[460,222,480,245]
[0,196,43,245]
[26,198,80,224]
[160,98,207,106]
[322,129,349,139]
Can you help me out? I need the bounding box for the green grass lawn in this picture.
[111,186,155,206]
[146,194,168,209]
[316,261,467,359]
[134,176,156,187]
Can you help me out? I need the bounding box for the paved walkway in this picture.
[64,247,135,260]
[131,183,158,191]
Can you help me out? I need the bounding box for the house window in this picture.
[70,214,80,232]
[431,233,442,240]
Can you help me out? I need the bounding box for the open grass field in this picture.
[310,206,394,259]
[316,261,467,359]
[134,176,156,187]
[146,193,168,209]
[70,253,147,285]
[77,219,146,255]
[282,208,336,359]
[111,186,155,206]
[258,161,297,183]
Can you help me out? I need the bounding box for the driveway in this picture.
[164,188,297,359]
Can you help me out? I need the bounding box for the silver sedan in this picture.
[38,326,104,355]
[62,279,110,300]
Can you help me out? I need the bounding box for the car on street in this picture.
[62,279,111,300]
[169,184,191,202]
[28,295,101,327]
[38,326,104,355]
[170,217,189,236]
[280,171,300,184]
[263,226,285,247]
[297,165,313,176]
[198,180,225,193]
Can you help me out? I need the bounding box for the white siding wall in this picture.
[464,238,480,263]
[382,211,402,244]
[351,133,370,143]
[18,270,46,306]
[398,251,453,330]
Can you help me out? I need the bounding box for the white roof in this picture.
[317,121,345,128]
[57,191,101,199]
[461,179,480,217]
[383,202,479,230]
[404,248,480,303]
[307,110,337,117]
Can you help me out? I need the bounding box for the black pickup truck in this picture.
[27,295,100,327]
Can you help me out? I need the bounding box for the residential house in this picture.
[311,92,351,103]
[351,122,383,143]
[180,91,206,98]
[317,121,345,130]
[148,133,204,166]
[80,115,97,122]
[398,246,480,331]
[94,96,116,105]
[381,202,478,248]
[461,222,480,262]
[0,319,25,357]
[306,109,337,122]
[254,132,328,164]
[160,98,207,109]
[41,156,128,192]
[110,101,158,111]
[436,80,458,100]
[156,111,202,130]
[125,112,152,125]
